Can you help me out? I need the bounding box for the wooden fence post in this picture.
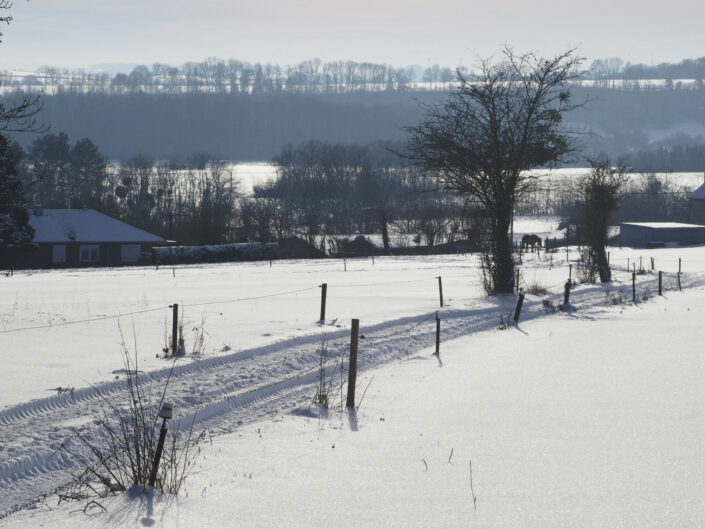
[319,283,328,324]
[678,272,682,291]
[170,303,179,355]
[513,293,525,323]
[437,276,444,307]
[569,263,572,284]
[564,281,570,306]
[632,272,636,303]
[346,319,360,409]
[651,257,655,271]
[344,258,347,272]
[679,258,682,274]
[658,271,662,295]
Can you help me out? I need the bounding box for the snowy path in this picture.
[0,269,701,516]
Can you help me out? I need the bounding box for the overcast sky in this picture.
[2,0,704,72]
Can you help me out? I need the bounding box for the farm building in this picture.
[2,208,166,269]
[688,182,705,224]
[619,222,705,248]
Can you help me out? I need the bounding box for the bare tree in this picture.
[580,158,625,282]
[0,1,45,133]
[405,47,584,294]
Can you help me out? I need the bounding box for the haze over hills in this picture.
[3,55,705,167]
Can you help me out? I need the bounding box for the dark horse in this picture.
[521,234,542,251]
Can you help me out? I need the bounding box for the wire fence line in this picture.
[185,286,320,309]
[0,274,449,335]
[0,262,692,338]
[0,285,322,335]
[0,306,170,335]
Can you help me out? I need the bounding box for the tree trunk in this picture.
[488,207,515,294]
[380,207,391,253]
[596,245,611,282]
[494,228,515,293]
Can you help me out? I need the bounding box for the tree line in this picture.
[2,58,454,95]
[627,144,705,173]
[588,56,705,82]
[5,55,705,96]
[252,141,475,251]
[15,133,240,245]
[14,133,479,250]
[13,128,696,251]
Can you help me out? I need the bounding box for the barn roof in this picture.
[30,209,165,243]
[621,222,705,229]
[689,182,705,200]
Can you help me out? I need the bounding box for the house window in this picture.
[120,244,141,263]
[52,245,66,263]
[79,245,100,263]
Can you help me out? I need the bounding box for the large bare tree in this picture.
[405,47,584,294]
[0,0,44,133]
[0,0,41,262]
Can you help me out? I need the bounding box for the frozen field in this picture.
[164,163,705,197]
[1,243,699,410]
[2,243,705,526]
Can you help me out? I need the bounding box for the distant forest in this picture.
[15,133,693,250]
[2,56,705,168]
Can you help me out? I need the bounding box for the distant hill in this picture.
[5,82,705,164]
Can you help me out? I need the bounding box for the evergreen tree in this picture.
[0,134,34,251]
[26,132,71,207]
[69,137,107,207]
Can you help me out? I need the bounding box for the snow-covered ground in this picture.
[2,242,705,527]
[1,243,697,410]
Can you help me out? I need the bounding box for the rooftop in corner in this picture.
[30,208,165,243]
[620,222,705,229]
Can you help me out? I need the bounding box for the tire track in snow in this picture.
[0,305,497,515]
[1,274,702,516]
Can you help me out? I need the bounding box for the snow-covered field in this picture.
[2,241,705,527]
[165,163,705,197]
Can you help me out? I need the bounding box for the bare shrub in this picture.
[605,291,625,305]
[184,314,207,355]
[312,336,347,412]
[576,247,597,283]
[162,311,207,357]
[61,328,206,501]
[542,299,559,313]
[313,336,332,409]
[526,281,548,296]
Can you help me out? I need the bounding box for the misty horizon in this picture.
[2,0,704,73]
